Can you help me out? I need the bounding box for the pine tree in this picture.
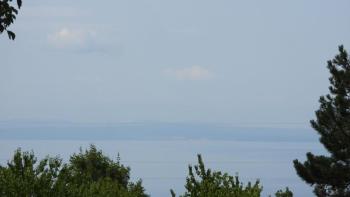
[293,45,350,196]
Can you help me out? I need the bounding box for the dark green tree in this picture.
[171,154,293,197]
[275,188,293,197]
[60,144,148,197]
[293,45,350,196]
[170,154,263,197]
[0,145,148,197]
[0,149,62,196]
[0,0,22,40]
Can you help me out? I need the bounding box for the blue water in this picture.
[0,122,324,196]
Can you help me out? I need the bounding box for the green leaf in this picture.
[11,7,18,14]
[17,0,22,8]
[7,30,15,40]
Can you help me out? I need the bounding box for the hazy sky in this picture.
[1,0,350,125]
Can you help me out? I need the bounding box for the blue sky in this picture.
[1,0,350,125]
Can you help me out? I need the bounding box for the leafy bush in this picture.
[171,155,293,197]
[275,188,293,197]
[0,145,148,197]
[170,154,262,197]
[0,147,293,197]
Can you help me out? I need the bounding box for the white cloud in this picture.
[164,66,211,80]
[48,27,96,49]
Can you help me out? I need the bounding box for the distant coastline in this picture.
[0,122,316,142]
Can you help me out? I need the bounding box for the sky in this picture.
[1,0,350,125]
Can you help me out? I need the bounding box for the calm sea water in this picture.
[0,123,325,196]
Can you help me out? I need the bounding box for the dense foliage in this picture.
[0,0,22,40]
[0,145,148,197]
[0,149,62,196]
[274,188,293,197]
[0,148,294,197]
[294,45,350,196]
[170,154,292,197]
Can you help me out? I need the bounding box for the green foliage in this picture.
[0,147,292,197]
[170,154,263,197]
[293,45,350,196]
[0,145,148,197]
[0,149,62,196]
[60,144,148,197]
[0,0,22,40]
[275,188,293,197]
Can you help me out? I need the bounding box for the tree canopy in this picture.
[170,154,292,197]
[294,45,350,196]
[0,145,148,197]
[0,0,22,40]
[0,148,294,197]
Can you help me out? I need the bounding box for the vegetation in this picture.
[0,0,22,40]
[0,147,294,197]
[0,145,148,197]
[0,149,62,196]
[171,154,292,197]
[274,188,293,197]
[293,45,350,196]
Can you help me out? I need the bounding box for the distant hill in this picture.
[0,121,317,142]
